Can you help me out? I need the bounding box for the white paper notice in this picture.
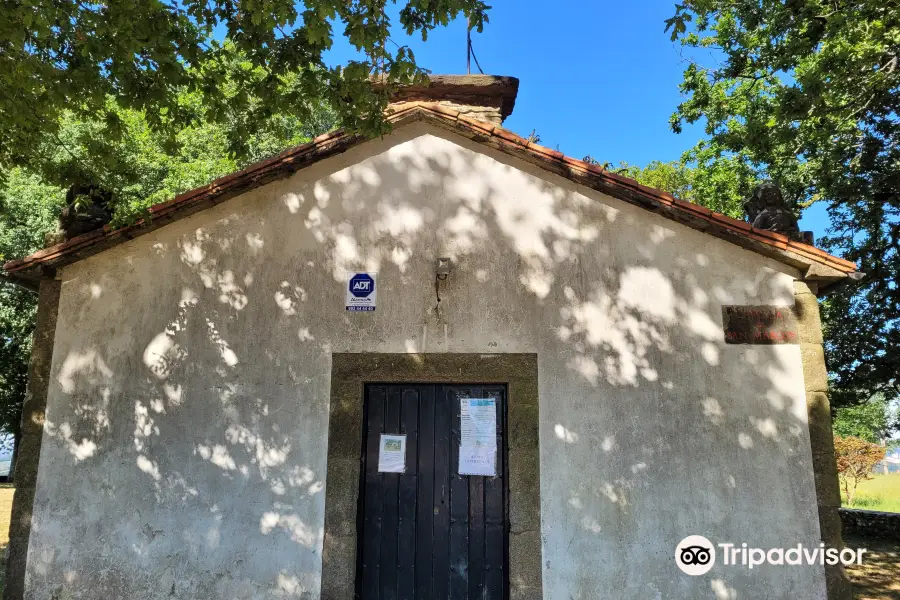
[459,446,496,476]
[460,398,496,448]
[459,398,497,476]
[378,434,406,473]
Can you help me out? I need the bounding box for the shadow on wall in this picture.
[32,123,818,600]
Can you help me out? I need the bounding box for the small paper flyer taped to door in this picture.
[459,398,497,476]
[459,446,496,477]
[378,434,406,473]
[460,398,497,448]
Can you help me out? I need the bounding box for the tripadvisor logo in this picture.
[675,535,866,576]
[676,535,716,576]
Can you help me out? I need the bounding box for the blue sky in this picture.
[323,0,831,239]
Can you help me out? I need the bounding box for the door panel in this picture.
[358,384,508,600]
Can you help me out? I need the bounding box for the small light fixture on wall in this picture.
[436,257,451,280]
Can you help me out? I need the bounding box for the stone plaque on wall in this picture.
[722,305,799,344]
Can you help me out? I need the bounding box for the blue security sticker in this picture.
[346,272,377,311]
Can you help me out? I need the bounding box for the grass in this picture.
[842,474,900,598]
[842,473,900,513]
[0,485,13,597]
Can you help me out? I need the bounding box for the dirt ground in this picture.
[0,486,13,547]
[845,534,900,600]
[0,485,12,594]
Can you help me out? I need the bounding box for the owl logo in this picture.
[675,536,716,575]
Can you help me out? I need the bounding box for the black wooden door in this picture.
[357,384,508,600]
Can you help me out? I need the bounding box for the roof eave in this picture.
[3,103,857,285]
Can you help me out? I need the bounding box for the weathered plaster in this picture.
[5,280,60,600]
[26,122,825,599]
[321,353,540,600]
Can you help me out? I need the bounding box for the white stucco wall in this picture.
[27,122,825,599]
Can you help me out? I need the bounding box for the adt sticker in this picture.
[346,272,376,311]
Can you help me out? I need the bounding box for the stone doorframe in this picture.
[321,353,542,600]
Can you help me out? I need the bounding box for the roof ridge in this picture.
[3,104,857,277]
[413,103,856,272]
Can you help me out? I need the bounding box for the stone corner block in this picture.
[800,344,829,393]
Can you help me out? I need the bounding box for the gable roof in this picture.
[3,102,857,287]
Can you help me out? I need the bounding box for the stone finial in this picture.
[744,182,803,239]
[59,183,113,240]
[384,74,519,125]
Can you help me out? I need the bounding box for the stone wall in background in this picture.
[840,508,900,542]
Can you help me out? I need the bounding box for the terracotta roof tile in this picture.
[672,198,714,218]
[602,169,649,190]
[711,212,752,232]
[746,229,789,250]
[562,156,590,172]
[314,130,345,144]
[493,128,527,147]
[427,103,460,120]
[151,187,204,214]
[2,103,857,278]
[790,242,832,260]
[749,227,790,244]
[527,142,565,162]
[582,162,607,176]
[458,114,496,136]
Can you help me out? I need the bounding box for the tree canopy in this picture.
[2,0,899,451]
[31,49,337,224]
[834,434,886,505]
[833,394,898,442]
[599,148,758,219]
[1,0,488,178]
[666,0,900,407]
[0,170,62,441]
[0,81,336,440]
[2,0,485,463]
